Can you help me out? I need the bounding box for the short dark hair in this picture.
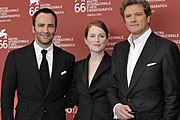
[120,0,151,17]
[84,20,109,39]
[32,8,57,28]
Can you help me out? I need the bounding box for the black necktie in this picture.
[39,49,50,93]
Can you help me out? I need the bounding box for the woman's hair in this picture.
[84,20,109,39]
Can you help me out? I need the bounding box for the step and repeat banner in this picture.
[0,0,180,120]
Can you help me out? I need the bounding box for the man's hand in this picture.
[115,104,134,120]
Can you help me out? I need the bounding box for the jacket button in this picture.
[127,99,131,102]
[44,109,47,113]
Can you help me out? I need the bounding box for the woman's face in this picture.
[85,25,108,53]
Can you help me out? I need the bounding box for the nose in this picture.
[131,15,136,22]
[43,26,48,33]
[95,37,100,42]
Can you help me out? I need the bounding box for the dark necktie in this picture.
[39,49,50,93]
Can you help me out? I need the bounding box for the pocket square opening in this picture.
[61,71,67,75]
[147,63,156,67]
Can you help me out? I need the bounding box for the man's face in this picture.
[32,13,56,48]
[124,4,150,39]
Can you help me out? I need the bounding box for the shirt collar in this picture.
[33,41,53,56]
[128,28,152,47]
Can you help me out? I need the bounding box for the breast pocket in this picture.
[145,62,160,72]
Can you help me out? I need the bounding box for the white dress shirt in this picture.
[127,28,152,87]
[113,28,152,119]
[33,41,53,78]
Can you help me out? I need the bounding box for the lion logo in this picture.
[0,29,8,39]
[29,0,41,6]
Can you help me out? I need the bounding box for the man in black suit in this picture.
[107,0,180,120]
[1,8,76,120]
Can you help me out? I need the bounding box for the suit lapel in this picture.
[77,57,91,99]
[79,57,89,88]
[128,32,157,94]
[23,42,44,94]
[45,45,66,97]
[90,52,111,89]
[119,42,130,94]
[78,53,111,95]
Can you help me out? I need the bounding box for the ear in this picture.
[147,16,151,24]
[107,34,110,43]
[84,37,88,45]
[32,25,35,33]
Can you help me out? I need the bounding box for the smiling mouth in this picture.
[94,44,101,46]
[42,36,49,39]
[42,34,51,38]
[130,24,139,27]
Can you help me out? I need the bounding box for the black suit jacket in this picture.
[1,42,75,120]
[74,52,113,120]
[107,32,180,120]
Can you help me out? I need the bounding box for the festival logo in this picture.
[29,0,41,16]
[29,0,41,6]
[74,0,113,17]
[28,0,64,16]
[0,29,8,49]
[0,28,30,50]
[0,29,8,39]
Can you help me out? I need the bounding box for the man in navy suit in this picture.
[107,0,180,119]
[1,8,76,120]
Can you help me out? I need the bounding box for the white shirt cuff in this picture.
[113,103,122,119]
